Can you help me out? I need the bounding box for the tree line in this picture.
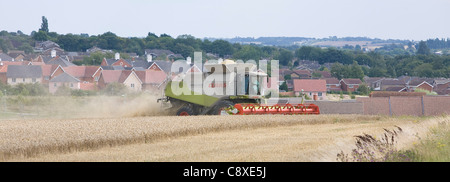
[0,16,448,79]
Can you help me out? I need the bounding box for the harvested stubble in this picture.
[0,115,382,161]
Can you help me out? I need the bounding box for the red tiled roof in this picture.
[101,70,123,83]
[118,70,133,83]
[341,79,362,85]
[293,70,311,76]
[324,78,340,84]
[135,70,167,84]
[0,61,27,72]
[40,65,60,77]
[293,79,327,92]
[64,66,101,78]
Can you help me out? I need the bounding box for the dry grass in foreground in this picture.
[0,115,384,161]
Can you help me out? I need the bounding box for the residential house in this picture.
[40,64,65,85]
[379,79,406,91]
[98,70,142,92]
[404,78,434,92]
[324,78,341,92]
[434,79,450,95]
[101,65,125,70]
[293,70,311,79]
[364,77,385,90]
[293,79,327,100]
[340,79,362,92]
[101,53,132,68]
[0,53,14,61]
[148,60,173,73]
[64,66,102,83]
[49,72,81,94]
[45,56,76,67]
[0,61,30,84]
[35,41,60,52]
[6,65,43,85]
[7,50,26,61]
[135,69,168,92]
[144,49,184,61]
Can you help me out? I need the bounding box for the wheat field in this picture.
[1,114,447,162]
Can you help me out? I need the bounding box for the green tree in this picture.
[32,30,49,41]
[211,40,234,57]
[279,81,288,91]
[357,83,370,95]
[277,49,294,66]
[414,63,433,77]
[312,72,323,78]
[232,45,262,61]
[416,41,430,55]
[18,43,34,54]
[0,39,10,53]
[39,16,49,33]
[350,61,365,80]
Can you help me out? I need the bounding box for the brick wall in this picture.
[357,97,390,115]
[268,96,450,116]
[423,96,450,116]
[358,96,450,116]
[390,96,422,116]
[298,100,362,114]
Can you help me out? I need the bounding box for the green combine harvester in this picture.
[157,60,319,116]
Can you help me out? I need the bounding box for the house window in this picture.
[23,78,25,82]
[12,78,16,83]
[318,92,322,96]
[309,92,312,96]
[54,83,57,87]
[349,85,354,88]
[95,76,99,81]
[131,83,135,88]
[32,78,36,82]
[70,83,73,88]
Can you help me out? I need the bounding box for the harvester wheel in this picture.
[176,106,196,116]
[212,100,235,115]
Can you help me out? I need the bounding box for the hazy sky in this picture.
[1,0,449,40]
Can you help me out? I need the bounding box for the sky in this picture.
[1,0,449,40]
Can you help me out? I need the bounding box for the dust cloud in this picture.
[4,93,167,120]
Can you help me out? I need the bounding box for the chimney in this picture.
[147,54,152,62]
[186,57,192,65]
[115,52,120,60]
[51,49,56,58]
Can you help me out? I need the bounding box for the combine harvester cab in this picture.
[157,60,320,116]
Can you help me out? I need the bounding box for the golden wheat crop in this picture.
[0,114,385,161]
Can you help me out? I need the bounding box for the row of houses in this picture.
[279,68,450,96]
[364,76,449,95]
[0,51,202,94]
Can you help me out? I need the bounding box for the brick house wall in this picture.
[416,83,433,92]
